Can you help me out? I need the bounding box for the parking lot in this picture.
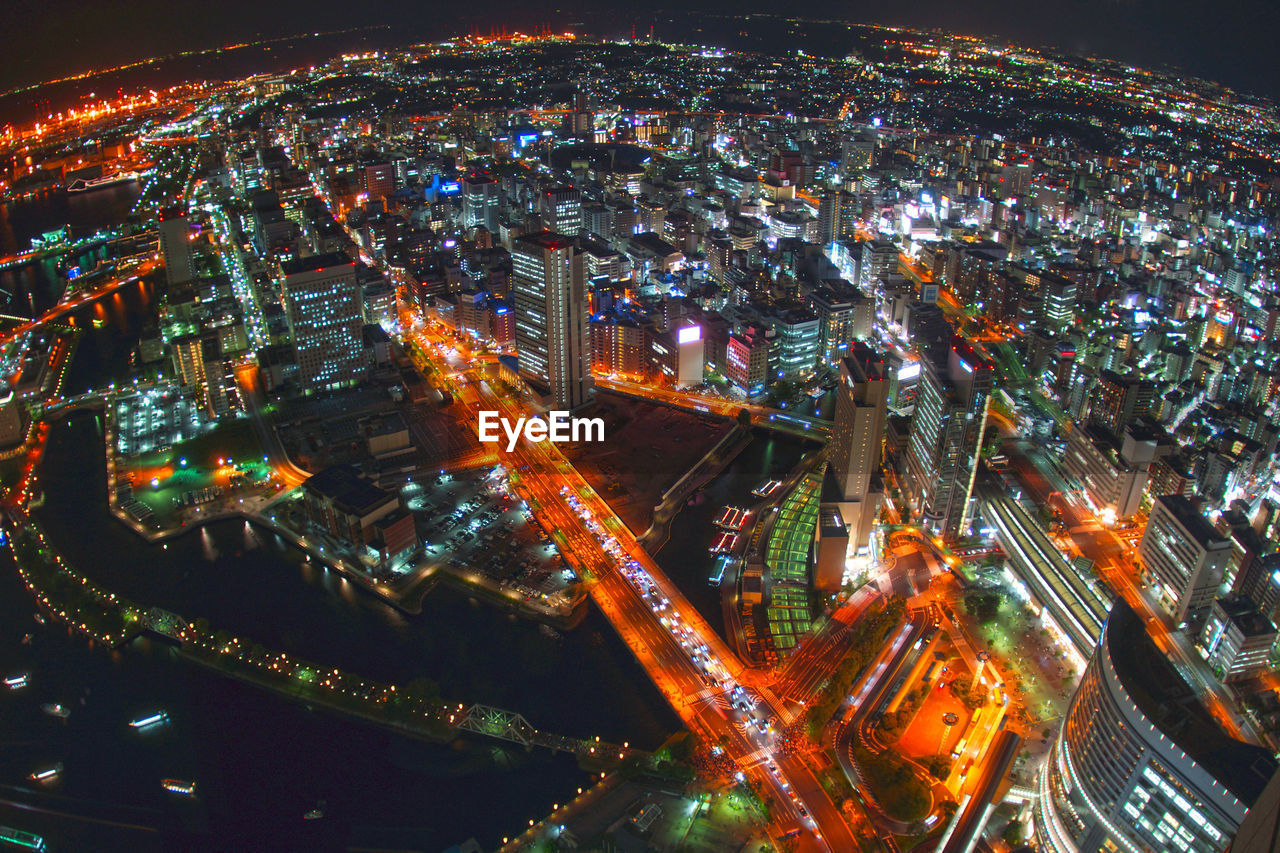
[403,466,578,600]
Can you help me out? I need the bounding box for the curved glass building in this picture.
[1037,600,1276,853]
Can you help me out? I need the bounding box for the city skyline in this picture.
[1,15,1279,853]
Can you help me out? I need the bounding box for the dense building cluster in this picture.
[7,20,1280,853]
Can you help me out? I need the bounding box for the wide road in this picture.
[448,367,856,850]
[1003,441,1259,742]
[835,612,930,838]
[773,586,881,705]
[233,365,309,488]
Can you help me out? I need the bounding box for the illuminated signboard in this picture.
[677,325,702,345]
[438,181,461,194]
[898,362,921,381]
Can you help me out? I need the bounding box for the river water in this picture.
[0,196,685,848]
[0,409,682,852]
[0,185,825,851]
[650,430,820,639]
[0,183,142,320]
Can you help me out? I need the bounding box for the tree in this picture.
[1003,819,1026,847]
[736,408,752,428]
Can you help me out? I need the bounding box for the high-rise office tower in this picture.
[1233,552,1280,617]
[809,279,873,366]
[462,174,501,233]
[512,233,592,410]
[541,186,583,236]
[860,239,898,290]
[1139,495,1232,629]
[158,207,194,287]
[569,84,594,140]
[1090,369,1155,435]
[281,253,367,394]
[828,342,889,549]
[1037,600,1275,853]
[901,335,993,539]
[1026,269,1078,335]
[818,191,850,245]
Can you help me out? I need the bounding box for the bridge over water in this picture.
[130,607,641,760]
[455,703,641,759]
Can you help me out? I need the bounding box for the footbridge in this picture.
[455,704,643,759]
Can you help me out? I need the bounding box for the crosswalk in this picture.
[736,746,771,766]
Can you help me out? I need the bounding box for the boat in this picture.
[66,172,139,194]
[708,532,738,555]
[40,703,69,719]
[4,673,27,690]
[304,799,326,820]
[708,554,731,586]
[162,778,197,797]
[29,763,61,784]
[752,480,782,498]
[0,825,46,851]
[128,711,169,730]
[714,507,748,530]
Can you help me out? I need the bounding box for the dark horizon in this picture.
[2,0,1279,107]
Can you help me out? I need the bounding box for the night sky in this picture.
[2,0,1278,101]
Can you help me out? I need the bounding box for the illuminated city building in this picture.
[1025,269,1079,335]
[280,252,367,394]
[1199,595,1276,683]
[158,206,194,287]
[589,308,648,377]
[725,324,771,397]
[902,335,992,539]
[860,239,898,290]
[1037,600,1275,853]
[763,307,820,380]
[1062,423,1156,520]
[1090,370,1156,436]
[827,342,888,550]
[808,279,873,366]
[301,465,418,570]
[462,174,501,233]
[1139,495,1231,629]
[511,232,593,410]
[541,185,583,236]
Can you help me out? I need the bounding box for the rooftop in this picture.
[281,251,354,277]
[1106,599,1276,805]
[303,465,394,515]
[1155,494,1228,549]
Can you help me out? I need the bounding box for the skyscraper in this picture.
[809,279,873,366]
[541,186,583,236]
[462,174,500,233]
[1140,495,1232,629]
[1037,600,1274,853]
[1090,369,1155,435]
[512,232,592,410]
[281,253,367,394]
[1026,269,1078,334]
[1233,552,1280,617]
[827,342,889,549]
[901,335,993,539]
[158,207,194,287]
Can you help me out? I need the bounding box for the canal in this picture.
[650,429,821,640]
[7,410,681,850]
[0,227,682,848]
